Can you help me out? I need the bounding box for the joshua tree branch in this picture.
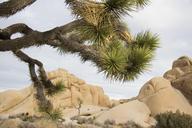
[56,34,100,63]
[28,63,53,111]
[12,49,53,111]
[0,22,56,111]
[0,0,36,17]
[12,49,56,89]
[4,23,33,35]
[0,19,84,51]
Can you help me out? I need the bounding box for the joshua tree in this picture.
[0,0,159,112]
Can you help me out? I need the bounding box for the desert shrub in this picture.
[18,122,36,128]
[21,116,36,122]
[102,119,116,128]
[155,111,192,128]
[104,119,116,125]
[46,108,63,121]
[61,123,79,128]
[9,112,36,122]
[119,121,143,128]
[71,116,94,124]
[38,105,63,121]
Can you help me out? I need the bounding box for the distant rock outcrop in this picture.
[137,77,192,116]
[0,68,111,116]
[164,56,192,104]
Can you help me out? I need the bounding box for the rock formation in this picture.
[0,68,111,116]
[164,56,192,104]
[137,77,192,116]
[96,100,156,127]
[0,56,192,128]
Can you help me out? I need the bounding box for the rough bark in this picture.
[0,0,36,17]
[28,63,53,112]
[0,22,55,111]
[0,19,84,51]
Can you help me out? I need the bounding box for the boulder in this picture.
[164,56,192,104]
[47,69,111,108]
[96,100,156,128]
[0,68,111,116]
[171,73,192,104]
[163,67,184,81]
[138,77,192,116]
[172,56,192,69]
[164,56,192,81]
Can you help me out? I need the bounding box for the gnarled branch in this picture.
[13,50,53,111]
[0,19,83,51]
[0,0,36,17]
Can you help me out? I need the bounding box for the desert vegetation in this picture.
[0,0,159,112]
[1,0,191,128]
[155,111,192,128]
[6,111,192,128]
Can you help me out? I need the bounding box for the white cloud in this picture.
[126,0,192,31]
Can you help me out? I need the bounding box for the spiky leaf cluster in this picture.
[98,37,156,81]
[66,0,106,25]
[133,31,159,51]
[47,108,63,121]
[105,0,136,17]
[98,41,127,80]
[46,81,65,96]
[76,21,114,45]
[63,0,159,81]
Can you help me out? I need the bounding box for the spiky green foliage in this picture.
[65,0,151,46]
[155,111,192,128]
[98,39,155,81]
[124,47,153,80]
[65,0,106,24]
[39,106,63,121]
[46,81,65,96]
[76,21,113,45]
[120,121,143,128]
[63,0,159,82]
[134,31,159,51]
[46,108,63,121]
[98,41,126,80]
[105,0,135,17]
[105,0,149,17]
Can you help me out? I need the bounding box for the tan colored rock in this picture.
[171,73,192,104]
[164,57,192,81]
[0,86,38,115]
[138,77,192,116]
[62,105,108,118]
[163,56,192,105]
[96,100,156,128]
[138,77,170,99]
[172,56,192,69]
[0,118,22,128]
[163,67,184,81]
[48,69,111,108]
[0,68,111,116]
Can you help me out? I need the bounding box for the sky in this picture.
[0,0,192,99]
